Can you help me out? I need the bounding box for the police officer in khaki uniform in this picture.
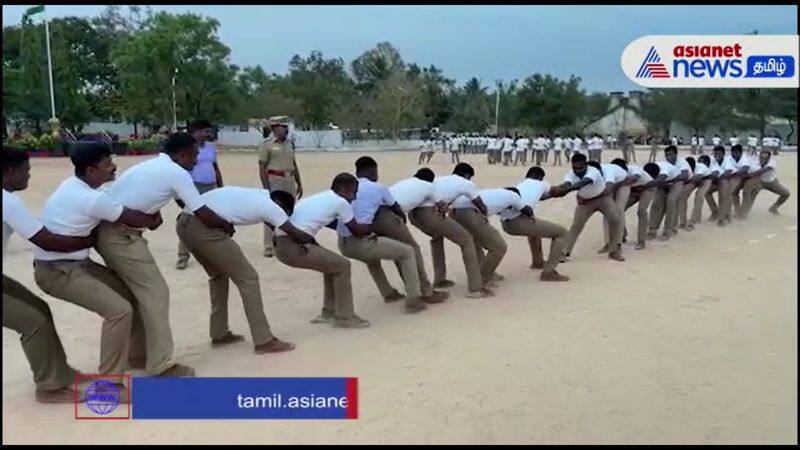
[259,116,304,257]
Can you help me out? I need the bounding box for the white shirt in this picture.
[473,188,527,220]
[34,177,124,261]
[671,137,679,146]
[627,164,653,187]
[691,136,698,146]
[194,186,287,227]
[105,153,205,216]
[563,166,605,199]
[286,190,353,237]
[434,175,479,206]
[517,138,529,151]
[749,158,777,182]
[3,189,44,263]
[731,154,752,171]
[544,138,552,149]
[709,155,737,173]
[600,164,627,184]
[656,161,680,181]
[698,137,706,146]
[712,136,721,146]
[693,162,711,177]
[572,137,583,151]
[389,177,440,212]
[677,159,693,176]
[516,179,551,210]
[553,137,563,150]
[747,136,758,147]
[338,178,396,237]
[729,136,739,146]
[502,138,514,153]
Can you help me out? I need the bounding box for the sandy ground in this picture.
[2,149,797,444]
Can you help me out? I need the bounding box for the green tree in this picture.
[285,51,355,128]
[516,74,586,134]
[446,77,491,132]
[351,42,405,92]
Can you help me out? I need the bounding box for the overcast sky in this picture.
[3,5,797,93]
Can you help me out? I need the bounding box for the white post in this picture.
[494,80,500,134]
[171,68,178,131]
[44,14,56,120]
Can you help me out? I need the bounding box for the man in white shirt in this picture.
[445,163,508,290]
[552,134,564,167]
[503,166,570,281]
[705,145,738,226]
[592,134,605,163]
[690,134,698,155]
[741,150,790,217]
[728,144,753,217]
[549,153,625,262]
[450,135,460,164]
[33,144,164,385]
[698,135,706,155]
[274,173,372,328]
[747,134,759,156]
[543,135,552,163]
[403,168,493,298]
[515,135,529,166]
[622,163,665,250]
[729,134,739,148]
[95,132,234,377]
[687,155,718,227]
[712,134,722,147]
[648,145,691,240]
[502,135,515,166]
[337,157,445,312]
[486,136,497,165]
[3,150,96,404]
[178,187,314,354]
[599,159,638,253]
[671,135,679,147]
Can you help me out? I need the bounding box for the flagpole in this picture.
[44,12,56,120]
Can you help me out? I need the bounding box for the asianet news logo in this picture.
[622,36,799,88]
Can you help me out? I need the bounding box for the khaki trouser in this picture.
[501,215,566,273]
[177,213,274,345]
[177,182,217,264]
[33,259,145,375]
[534,151,543,166]
[603,186,631,248]
[3,275,76,390]
[553,150,563,166]
[649,181,684,235]
[371,208,433,297]
[449,208,508,281]
[741,178,791,216]
[274,236,355,319]
[408,206,483,292]
[624,187,656,244]
[706,179,733,221]
[729,177,745,216]
[689,179,713,224]
[263,174,298,253]
[95,222,175,376]
[564,193,623,255]
[677,182,697,227]
[338,234,421,301]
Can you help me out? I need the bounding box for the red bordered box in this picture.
[74,373,131,420]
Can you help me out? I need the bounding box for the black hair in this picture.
[270,190,296,214]
[698,155,711,166]
[163,132,197,156]
[505,187,521,196]
[453,162,475,178]
[188,119,213,132]
[731,144,743,153]
[643,162,660,179]
[571,153,587,164]
[331,172,358,190]
[610,158,628,172]
[664,145,678,154]
[71,142,112,176]
[415,168,435,182]
[713,145,725,154]
[2,148,30,170]
[587,161,602,172]
[355,156,377,173]
[685,156,696,172]
[526,166,545,179]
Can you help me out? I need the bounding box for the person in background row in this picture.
[259,116,304,258]
[3,149,94,403]
[552,134,564,167]
[176,119,223,270]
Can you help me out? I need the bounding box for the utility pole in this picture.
[171,67,179,131]
[495,79,501,134]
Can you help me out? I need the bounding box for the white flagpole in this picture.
[44,12,56,120]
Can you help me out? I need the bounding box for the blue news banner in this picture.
[130,377,358,419]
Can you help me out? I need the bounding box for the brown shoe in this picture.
[254,338,295,354]
[422,290,449,304]
[175,259,188,270]
[404,300,428,313]
[769,206,780,215]
[597,244,610,254]
[211,332,245,348]
[36,387,83,404]
[609,251,626,262]
[540,271,570,282]
[156,363,196,377]
[384,290,406,303]
[530,261,545,270]
[433,279,456,289]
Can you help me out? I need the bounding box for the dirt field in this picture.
[2,149,797,444]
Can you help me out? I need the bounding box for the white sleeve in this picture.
[381,185,397,206]
[336,199,354,224]
[88,192,124,222]
[462,180,479,200]
[3,194,44,239]
[262,200,288,227]
[172,170,205,212]
[562,172,574,184]
[586,169,603,184]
